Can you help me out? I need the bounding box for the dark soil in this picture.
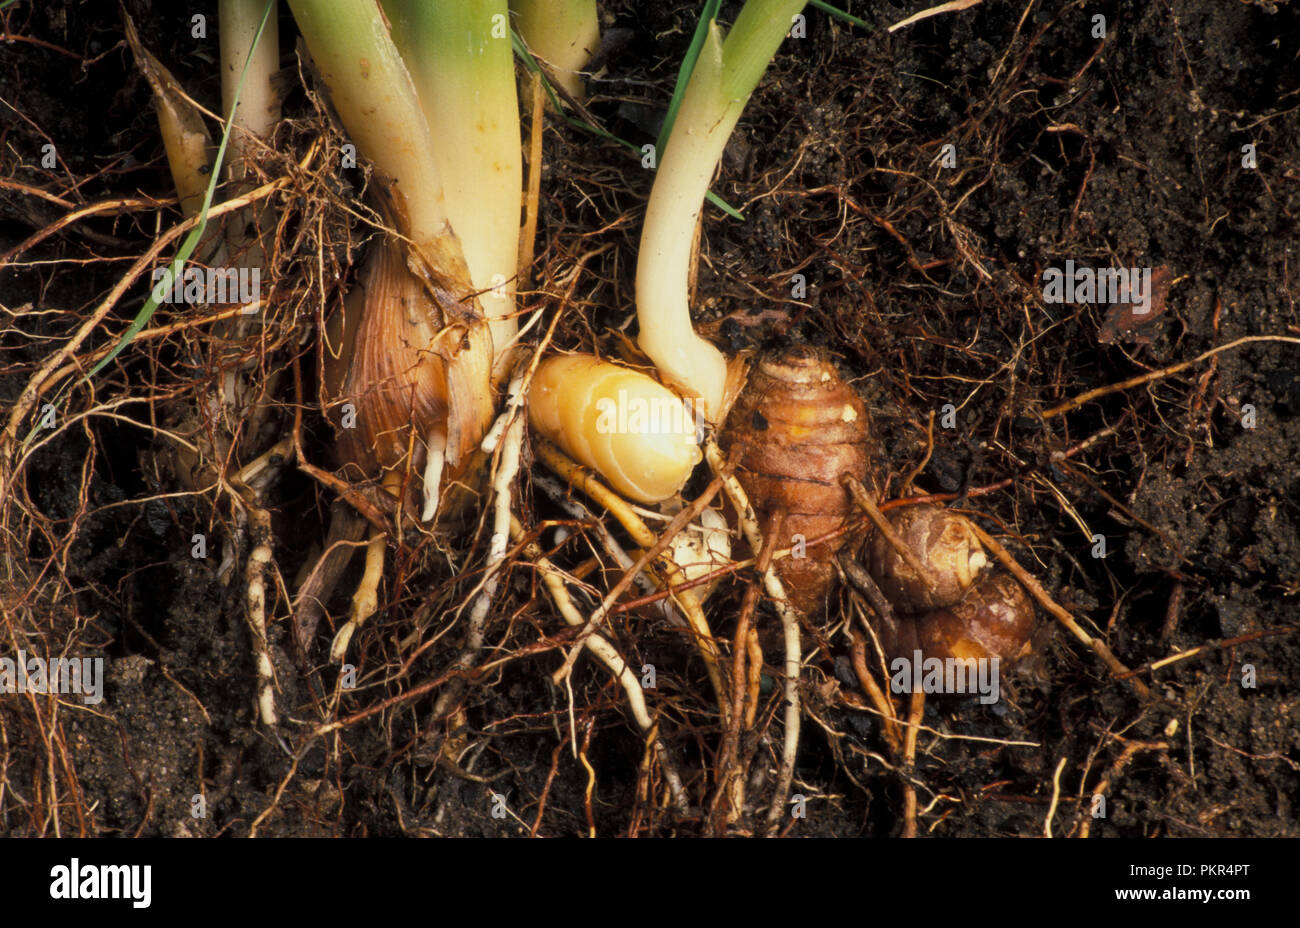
[1,0,1297,837]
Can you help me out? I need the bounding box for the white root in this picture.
[477,385,526,625]
[480,363,527,453]
[227,444,293,727]
[420,429,447,523]
[432,371,527,717]
[532,472,683,630]
[705,439,802,834]
[244,509,278,726]
[330,529,386,662]
[511,516,652,730]
[513,516,692,815]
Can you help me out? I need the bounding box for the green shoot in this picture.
[636,0,807,420]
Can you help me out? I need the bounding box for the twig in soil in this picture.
[745,629,763,730]
[837,561,904,751]
[579,728,599,837]
[249,741,306,838]
[846,629,903,752]
[986,0,1039,87]
[1041,335,1300,419]
[1115,626,1300,681]
[530,738,568,837]
[888,0,983,34]
[1204,735,1300,774]
[1055,458,1178,556]
[1075,738,1169,838]
[1159,582,1184,643]
[966,522,1149,698]
[900,410,936,495]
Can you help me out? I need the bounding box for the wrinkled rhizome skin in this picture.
[721,350,1036,663]
[720,346,872,615]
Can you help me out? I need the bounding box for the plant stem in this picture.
[384,0,523,353]
[220,0,280,170]
[285,0,454,260]
[636,0,806,420]
[510,0,599,101]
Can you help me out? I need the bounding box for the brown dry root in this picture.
[703,439,804,835]
[966,521,1148,698]
[710,512,784,832]
[901,687,926,838]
